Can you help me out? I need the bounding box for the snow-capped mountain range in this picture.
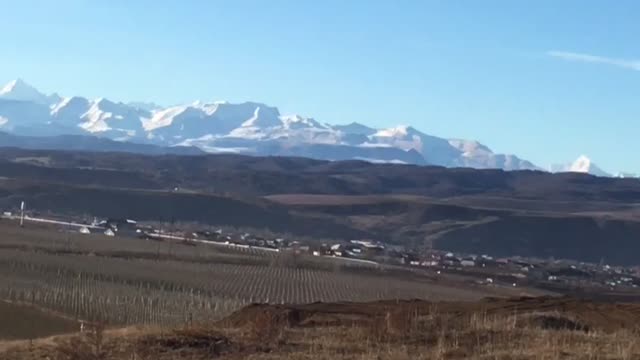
[0,79,628,176]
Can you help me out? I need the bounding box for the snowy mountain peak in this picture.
[374,125,420,138]
[1,79,29,93]
[50,96,90,115]
[448,139,493,154]
[280,114,325,129]
[51,97,75,114]
[281,114,306,123]
[333,122,377,136]
[0,79,51,104]
[127,101,162,112]
[240,106,279,128]
[144,105,190,131]
[569,155,593,173]
[616,172,639,179]
[551,155,612,177]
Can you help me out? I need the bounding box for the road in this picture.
[2,214,104,229]
[1,213,281,253]
[1,213,381,264]
[150,232,281,253]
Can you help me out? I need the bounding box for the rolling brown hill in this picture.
[4,296,640,360]
[0,148,639,203]
[0,148,638,264]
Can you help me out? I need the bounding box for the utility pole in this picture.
[20,201,25,227]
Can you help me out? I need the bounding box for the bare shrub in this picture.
[53,322,107,360]
[366,305,423,343]
[248,309,289,345]
[136,326,232,359]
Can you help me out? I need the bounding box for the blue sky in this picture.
[1,0,638,173]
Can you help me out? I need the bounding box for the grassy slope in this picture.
[2,297,640,359]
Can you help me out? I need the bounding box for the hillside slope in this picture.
[0,149,638,264]
[4,297,640,360]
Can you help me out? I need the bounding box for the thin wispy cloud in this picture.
[547,51,640,71]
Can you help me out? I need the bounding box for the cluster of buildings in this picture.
[75,220,640,292]
[325,240,385,258]
[401,250,640,291]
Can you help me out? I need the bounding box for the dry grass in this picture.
[2,303,640,360]
[52,322,108,360]
[269,309,640,360]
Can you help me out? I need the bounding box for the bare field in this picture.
[0,301,78,340]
